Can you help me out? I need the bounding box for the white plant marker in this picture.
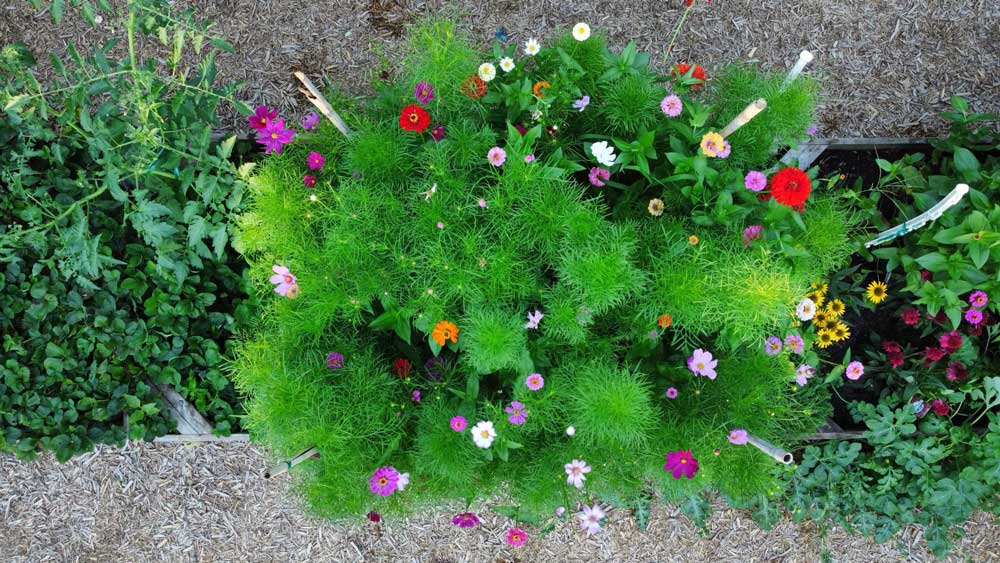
[265,446,320,478]
[720,98,767,138]
[781,50,814,91]
[865,184,970,248]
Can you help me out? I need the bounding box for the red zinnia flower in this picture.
[671,63,706,88]
[931,399,949,416]
[939,331,963,354]
[901,307,920,326]
[946,360,967,382]
[882,340,901,354]
[399,104,431,133]
[923,346,946,366]
[886,351,904,368]
[756,190,772,202]
[460,75,488,100]
[392,358,411,378]
[920,270,932,282]
[770,167,812,208]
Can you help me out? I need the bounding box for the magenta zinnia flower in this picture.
[307,151,325,170]
[326,352,344,370]
[369,466,400,496]
[452,512,480,528]
[687,348,718,379]
[525,373,544,391]
[414,81,435,104]
[940,331,963,353]
[784,334,804,354]
[248,105,277,130]
[256,118,296,155]
[666,386,678,399]
[303,175,317,188]
[589,166,611,187]
[969,290,988,308]
[660,94,682,117]
[745,170,767,192]
[728,429,748,445]
[506,527,527,547]
[430,124,445,141]
[764,336,782,356]
[742,225,763,247]
[450,415,467,432]
[505,401,527,425]
[965,308,983,325]
[663,449,699,479]
[301,112,320,130]
[269,265,297,296]
[946,360,967,382]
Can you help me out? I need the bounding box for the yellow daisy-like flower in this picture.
[806,290,825,308]
[812,310,830,327]
[866,280,888,304]
[811,281,828,294]
[816,329,835,348]
[831,322,850,342]
[700,131,726,158]
[827,299,845,318]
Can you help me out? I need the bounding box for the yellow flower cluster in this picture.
[805,282,851,349]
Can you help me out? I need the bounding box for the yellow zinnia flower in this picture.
[866,280,888,304]
[700,131,725,158]
[816,329,835,348]
[831,322,850,342]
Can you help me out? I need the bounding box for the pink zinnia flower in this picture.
[301,112,320,130]
[728,429,748,445]
[577,504,606,535]
[745,171,767,192]
[965,308,983,325]
[248,105,277,130]
[946,360,967,382]
[940,331,963,353]
[307,151,325,170]
[487,146,506,166]
[764,336,782,356]
[269,265,297,296]
[452,512,480,528]
[303,175,317,188]
[326,352,344,370]
[506,528,527,547]
[784,334,804,354]
[525,373,544,391]
[969,290,988,308]
[742,225,763,247]
[666,387,678,399]
[369,466,400,496]
[931,399,949,416]
[664,449,699,479]
[901,308,920,326]
[660,94,682,117]
[845,361,864,381]
[450,416,467,432]
[589,166,611,187]
[505,401,527,425]
[564,459,591,488]
[414,81,435,104]
[795,364,814,386]
[430,124,445,141]
[256,118,296,155]
[687,348,717,379]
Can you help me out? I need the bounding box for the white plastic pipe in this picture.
[746,433,793,464]
[781,50,814,90]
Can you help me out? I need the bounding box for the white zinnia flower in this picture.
[564,459,591,489]
[471,420,496,448]
[499,57,515,73]
[577,504,606,535]
[795,297,817,321]
[478,62,496,82]
[590,141,616,167]
[524,38,540,56]
[572,22,591,41]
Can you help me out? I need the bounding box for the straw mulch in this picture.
[2,442,998,562]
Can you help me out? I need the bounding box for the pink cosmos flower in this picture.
[572,95,590,112]
[431,125,445,141]
[845,361,864,381]
[256,118,296,155]
[248,105,277,130]
[452,512,480,528]
[745,171,767,192]
[525,373,544,391]
[450,416,467,432]
[556,506,566,517]
[487,146,507,167]
[728,429,748,445]
[577,504,606,535]
[307,151,325,170]
[969,290,989,308]
[589,166,611,187]
[506,528,527,547]
[795,364,814,386]
[965,308,983,325]
[666,387,678,399]
[663,449,699,479]
[946,360,968,382]
[505,401,527,425]
[564,459,591,488]
[660,94,683,117]
[764,336,782,356]
[396,472,410,491]
[412,390,421,403]
[742,225,763,247]
[303,175,317,188]
[414,81,435,104]
[369,466,400,496]
[301,112,320,130]
[478,199,488,209]
[436,221,444,229]
[687,348,717,379]
[269,265,297,296]
[784,334,805,354]
[525,310,544,329]
[326,352,344,370]
[524,154,535,162]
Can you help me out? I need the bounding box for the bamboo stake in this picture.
[781,50,814,90]
[293,71,352,137]
[720,98,766,138]
[746,433,793,464]
[265,446,320,478]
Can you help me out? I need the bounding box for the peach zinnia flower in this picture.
[432,320,459,346]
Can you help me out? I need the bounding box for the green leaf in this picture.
[81,1,96,26]
[210,38,235,54]
[51,0,64,23]
[953,147,980,179]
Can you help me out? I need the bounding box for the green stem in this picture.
[4,185,110,243]
[665,6,695,66]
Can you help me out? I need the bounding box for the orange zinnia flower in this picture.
[432,320,459,346]
[532,81,551,97]
[658,314,673,329]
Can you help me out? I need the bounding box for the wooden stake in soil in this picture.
[746,433,793,464]
[265,446,321,478]
[294,71,352,137]
[720,98,767,138]
[781,50,814,91]
[864,183,970,248]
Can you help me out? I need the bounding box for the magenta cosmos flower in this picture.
[369,466,400,496]
[742,225,763,247]
[326,352,344,370]
[660,94,682,117]
[414,81,435,104]
[412,390,421,403]
[589,166,611,187]
[430,125,445,141]
[301,112,320,130]
[845,361,864,381]
[256,118,296,155]
[666,387,678,399]
[745,170,767,192]
[505,401,527,425]
[663,449,699,479]
[795,364,815,386]
[269,265,297,296]
[506,528,527,547]
[247,105,277,130]
[307,151,325,170]
[965,308,984,325]
[303,175,317,188]
[784,334,804,354]
[525,373,544,391]
[452,512,480,528]
[687,348,718,379]
[969,290,988,308]
[728,429,748,445]
[487,146,507,167]
[764,336,782,356]
[450,415,467,432]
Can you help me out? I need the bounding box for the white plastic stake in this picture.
[865,184,971,248]
[781,50,814,90]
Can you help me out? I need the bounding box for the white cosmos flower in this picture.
[396,472,410,491]
[471,420,496,448]
[564,459,591,489]
[795,297,817,321]
[590,141,616,167]
[577,504,606,535]
[499,57,515,73]
[524,38,540,56]
[478,63,496,82]
[572,22,591,41]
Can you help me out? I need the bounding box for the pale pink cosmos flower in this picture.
[795,364,815,386]
[525,310,544,329]
[728,429,748,445]
[578,504,606,535]
[269,265,297,296]
[687,348,718,379]
[564,459,591,488]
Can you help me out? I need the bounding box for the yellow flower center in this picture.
[481,431,489,438]
[697,363,704,370]
[271,133,278,139]
[378,477,387,486]
[409,113,418,123]
[680,458,687,464]
[572,468,579,474]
